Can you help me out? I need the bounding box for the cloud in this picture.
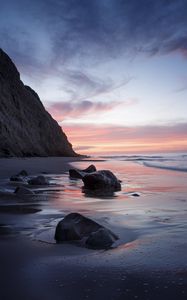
[50,69,131,103]
[62,122,187,154]
[74,145,95,151]
[47,99,123,121]
[61,70,115,101]
[1,0,187,74]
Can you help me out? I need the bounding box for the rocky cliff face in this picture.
[0,49,77,157]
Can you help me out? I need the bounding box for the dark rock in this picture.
[69,169,84,179]
[10,170,28,182]
[14,186,34,195]
[132,193,140,197]
[55,212,118,249]
[86,228,117,249]
[82,165,96,173]
[10,175,25,182]
[69,164,97,179]
[0,49,77,157]
[18,170,28,176]
[28,175,49,185]
[82,170,121,192]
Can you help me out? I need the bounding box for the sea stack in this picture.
[0,49,76,157]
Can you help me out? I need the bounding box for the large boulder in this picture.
[82,170,121,192]
[55,212,118,249]
[28,175,49,185]
[69,164,96,179]
[86,228,117,249]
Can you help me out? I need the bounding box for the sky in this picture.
[0,0,187,155]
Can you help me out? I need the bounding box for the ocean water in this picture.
[100,153,187,172]
[0,153,187,246]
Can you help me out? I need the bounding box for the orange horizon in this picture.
[61,123,187,155]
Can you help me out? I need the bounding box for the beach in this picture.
[0,155,187,299]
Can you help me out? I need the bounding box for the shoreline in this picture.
[0,156,187,299]
[0,156,81,179]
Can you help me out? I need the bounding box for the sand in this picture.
[0,157,187,300]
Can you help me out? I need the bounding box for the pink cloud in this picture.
[62,122,187,155]
[47,100,121,121]
[47,98,138,121]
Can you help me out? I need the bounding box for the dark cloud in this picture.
[1,0,187,108]
[1,0,187,72]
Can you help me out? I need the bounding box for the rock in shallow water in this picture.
[28,175,49,185]
[82,170,121,192]
[132,193,140,197]
[82,165,97,173]
[18,170,28,176]
[10,175,25,182]
[69,164,97,179]
[10,170,28,182]
[55,212,118,249]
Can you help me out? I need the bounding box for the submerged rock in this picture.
[55,212,118,249]
[28,175,49,185]
[69,164,97,179]
[14,186,34,195]
[82,170,121,192]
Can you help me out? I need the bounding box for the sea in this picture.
[0,152,187,246]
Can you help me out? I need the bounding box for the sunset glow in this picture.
[1,0,187,155]
[62,123,187,155]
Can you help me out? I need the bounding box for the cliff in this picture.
[0,49,77,157]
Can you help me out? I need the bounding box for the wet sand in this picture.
[0,157,187,299]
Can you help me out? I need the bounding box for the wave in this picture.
[142,161,187,173]
[100,153,187,173]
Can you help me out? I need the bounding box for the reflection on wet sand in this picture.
[0,204,41,214]
[0,158,187,246]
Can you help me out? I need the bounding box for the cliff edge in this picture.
[0,49,77,157]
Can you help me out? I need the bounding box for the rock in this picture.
[69,169,84,179]
[10,170,28,182]
[55,213,101,241]
[17,170,28,176]
[28,175,49,185]
[10,175,25,182]
[0,49,77,157]
[82,170,121,192]
[69,164,97,179]
[132,193,140,197]
[82,165,96,173]
[55,212,118,249]
[14,186,34,195]
[86,228,117,249]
